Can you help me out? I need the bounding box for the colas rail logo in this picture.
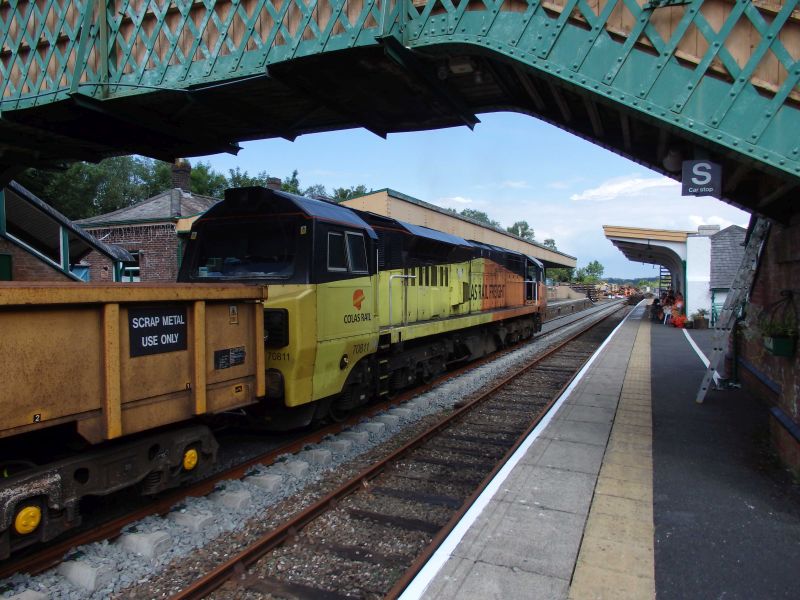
[344,289,371,323]
[353,289,365,310]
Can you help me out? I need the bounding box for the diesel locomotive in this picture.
[178,186,547,427]
[0,186,545,558]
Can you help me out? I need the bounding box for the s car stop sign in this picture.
[682,160,722,198]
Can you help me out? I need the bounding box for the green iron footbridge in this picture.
[1,0,799,218]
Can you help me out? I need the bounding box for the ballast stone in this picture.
[7,590,49,600]
[339,431,369,444]
[244,473,283,492]
[326,439,353,453]
[209,489,252,510]
[405,398,429,410]
[358,422,386,434]
[276,460,310,478]
[375,414,400,427]
[168,508,215,532]
[58,560,114,592]
[117,530,171,559]
[388,407,413,418]
[299,449,332,465]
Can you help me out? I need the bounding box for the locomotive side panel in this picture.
[313,275,378,402]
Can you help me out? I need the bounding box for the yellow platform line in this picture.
[569,317,655,600]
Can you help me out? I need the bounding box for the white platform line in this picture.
[682,329,719,384]
[398,301,646,600]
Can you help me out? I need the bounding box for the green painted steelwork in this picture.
[0,0,799,207]
[59,226,70,272]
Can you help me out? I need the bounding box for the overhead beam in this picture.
[514,68,546,112]
[378,36,479,130]
[69,92,242,157]
[266,66,388,139]
[582,97,604,139]
[547,82,571,123]
[619,113,632,151]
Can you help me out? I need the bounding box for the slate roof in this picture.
[710,225,746,289]
[76,189,219,227]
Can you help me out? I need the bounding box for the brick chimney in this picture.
[171,159,191,192]
[266,176,282,191]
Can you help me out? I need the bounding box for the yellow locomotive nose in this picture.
[182,448,199,471]
[14,505,42,535]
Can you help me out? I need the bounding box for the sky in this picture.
[196,111,751,279]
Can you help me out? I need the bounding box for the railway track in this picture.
[170,302,627,600]
[0,300,625,598]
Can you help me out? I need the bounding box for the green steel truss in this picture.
[1,0,798,215]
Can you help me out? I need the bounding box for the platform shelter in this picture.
[603,224,730,318]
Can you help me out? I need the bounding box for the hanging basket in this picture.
[759,291,798,357]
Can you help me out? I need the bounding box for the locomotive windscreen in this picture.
[181,216,306,282]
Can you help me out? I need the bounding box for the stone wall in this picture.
[738,214,800,475]
[83,223,178,282]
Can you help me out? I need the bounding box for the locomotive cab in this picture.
[179,187,380,427]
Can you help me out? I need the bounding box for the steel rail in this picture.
[0,300,621,580]
[169,302,626,600]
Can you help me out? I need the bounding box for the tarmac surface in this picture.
[401,302,800,600]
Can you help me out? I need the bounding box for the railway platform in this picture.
[402,302,800,599]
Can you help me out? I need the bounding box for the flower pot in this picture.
[693,317,709,330]
[763,335,796,357]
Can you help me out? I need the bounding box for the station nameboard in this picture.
[681,160,722,198]
[129,305,188,357]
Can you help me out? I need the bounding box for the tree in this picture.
[226,166,269,190]
[303,184,329,198]
[507,220,534,241]
[17,156,172,219]
[460,208,500,228]
[543,238,557,250]
[331,184,369,202]
[281,169,301,194]
[585,260,605,279]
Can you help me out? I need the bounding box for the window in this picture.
[328,232,347,271]
[431,265,437,286]
[346,232,368,273]
[190,219,299,280]
[122,251,141,282]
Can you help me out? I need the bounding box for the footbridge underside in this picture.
[1,0,799,218]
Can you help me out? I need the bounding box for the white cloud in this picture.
[570,176,679,201]
[688,215,738,229]
[547,177,584,190]
[434,196,474,209]
[500,180,529,189]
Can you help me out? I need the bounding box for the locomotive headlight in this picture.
[266,368,284,398]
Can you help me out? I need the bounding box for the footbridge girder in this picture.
[1,0,799,218]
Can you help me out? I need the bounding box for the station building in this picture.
[603,223,746,322]
[0,181,130,282]
[341,189,576,270]
[77,162,219,282]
